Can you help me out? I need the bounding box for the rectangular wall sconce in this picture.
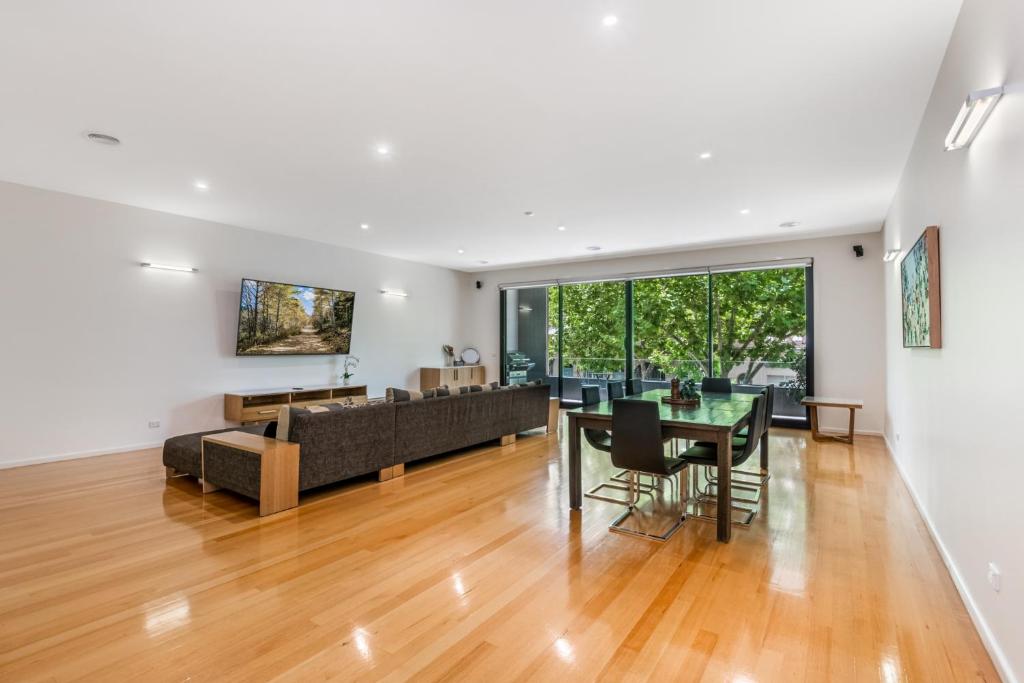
[379,289,408,297]
[141,262,198,272]
[882,249,901,262]
[944,86,1004,151]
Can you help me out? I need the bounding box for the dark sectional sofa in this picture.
[162,383,551,494]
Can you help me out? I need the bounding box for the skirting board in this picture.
[0,441,164,470]
[883,435,1016,683]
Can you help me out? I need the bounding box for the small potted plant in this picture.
[341,355,360,386]
[442,344,455,366]
[679,378,700,407]
[663,377,700,407]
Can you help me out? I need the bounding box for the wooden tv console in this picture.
[224,384,368,424]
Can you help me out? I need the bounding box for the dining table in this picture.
[566,389,765,542]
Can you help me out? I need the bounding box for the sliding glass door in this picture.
[558,281,626,402]
[632,273,710,389]
[500,261,813,426]
[711,266,810,422]
[501,286,558,397]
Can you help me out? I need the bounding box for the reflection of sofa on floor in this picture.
[162,383,551,508]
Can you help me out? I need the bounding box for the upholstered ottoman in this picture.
[162,424,267,479]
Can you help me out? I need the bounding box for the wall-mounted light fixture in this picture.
[882,249,901,262]
[379,289,408,297]
[141,262,198,272]
[945,86,1004,151]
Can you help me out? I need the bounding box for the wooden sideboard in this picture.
[419,366,486,391]
[224,384,368,424]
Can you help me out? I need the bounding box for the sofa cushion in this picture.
[435,385,450,397]
[386,387,424,403]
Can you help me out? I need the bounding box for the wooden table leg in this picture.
[568,413,582,509]
[847,407,856,443]
[715,430,732,542]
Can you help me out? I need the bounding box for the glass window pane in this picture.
[632,274,710,391]
[711,267,807,419]
[558,281,626,402]
[504,286,558,397]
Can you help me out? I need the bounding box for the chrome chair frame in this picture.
[609,468,689,542]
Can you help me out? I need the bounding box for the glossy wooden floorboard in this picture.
[0,427,998,682]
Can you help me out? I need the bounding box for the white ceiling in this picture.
[0,0,961,271]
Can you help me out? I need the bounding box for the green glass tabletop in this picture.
[566,389,755,429]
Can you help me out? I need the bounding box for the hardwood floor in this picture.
[0,427,998,682]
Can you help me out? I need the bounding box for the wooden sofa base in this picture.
[378,463,405,481]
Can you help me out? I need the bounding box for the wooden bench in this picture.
[800,396,863,444]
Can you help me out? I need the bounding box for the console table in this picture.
[201,431,300,516]
[419,366,485,391]
[224,384,367,424]
[801,396,863,444]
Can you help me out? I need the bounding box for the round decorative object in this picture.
[460,347,481,365]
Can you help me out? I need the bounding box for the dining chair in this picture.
[701,377,732,393]
[608,399,688,541]
[581,385,601,406]
[699,385,773,502]
[680,392,767,526]
[627,378,644,395]
[607,380,625,399]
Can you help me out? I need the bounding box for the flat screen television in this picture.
[235,278,355,356]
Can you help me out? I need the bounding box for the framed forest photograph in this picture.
[235,278,356,356]
[900,226,941,348]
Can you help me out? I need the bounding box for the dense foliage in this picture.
[545,268,806,383]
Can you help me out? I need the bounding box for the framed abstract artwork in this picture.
[900,225,941,348]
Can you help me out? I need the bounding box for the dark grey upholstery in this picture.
[581,385,601,406]
[202,441,261,500]
[162,384,551,495]
[627,378,643,396]
[288,401,397,491]
[509,383,551,433]
[394,384,549,465]
[607,381,625,399]
[161,423,267,478]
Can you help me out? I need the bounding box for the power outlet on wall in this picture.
[987,563,1001,592]
[148,420,161,429]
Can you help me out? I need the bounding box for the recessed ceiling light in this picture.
[376,144,391,156]
[699,152,712,159]
[602,15,619,27]
[193,180,209,191]
[524,211,535,217]
[557,225,567,231]
[85,131,120,146]
[586,245,602,251]
[739,209,751,215]
[779,221,801,228]
[457,248,465,254]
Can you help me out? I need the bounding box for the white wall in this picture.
[882,0,1023,679]
[0,181,465,468]
[460,232,886,434]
